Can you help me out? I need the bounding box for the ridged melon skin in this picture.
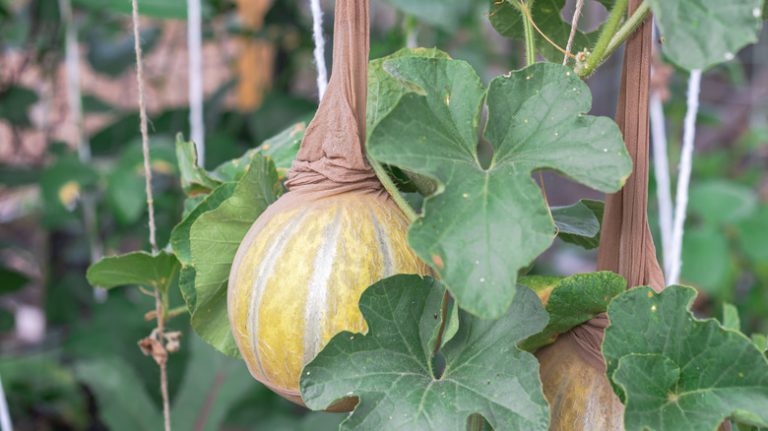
[228,193,430,404]
[537,334,624,431]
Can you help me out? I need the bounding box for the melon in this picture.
[228,191,430,405]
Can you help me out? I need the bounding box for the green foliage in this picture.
[649,0,763,70]
[186,156,281,356]
[604,286,768,430]
[518,271,625,351]
[106,138,176,225]
[0,355,88,430]
[680,225,731,296]
[488,0,612,62]
[0,265,28,295]
[383,0,471,30]
[86,250,179,293]
[301,275,550,430]
[176,136,222,196]
[367,53,631,318]
[688,180,757,225]
[39,154,99,228]
[551,199,604,249]
[0,85,38,127]
[73,0,187,19]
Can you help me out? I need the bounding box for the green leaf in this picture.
[552,199,604,249]
[171,184,238,266]
[722,303,741,331]
[752,334,767,354]
[488,0,609,62]
[680,225,731,296]
[688,180,757,225]
[171,184,237,312]
[300,275,550,430]
[188,156,281,356]
[169,335,255,431]
[75,358,163,431]
[519,271,625,351]
[73,0,187,19]
[212,121,306,181]
[176,135,222,196]
[40,154,99,228]
[106,139,176,225]
[367,56,631,318]
[736,205,768,264]
[649,0,763,70]
[604,286,768,430]
[383,0,471,30]
[0,85,38,127]
[86,251,179,293]
[0,266,28,295]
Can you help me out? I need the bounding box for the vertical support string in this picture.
[0,375,12,431]
[130,0,158,254]
[187,0,205,166]
[310,0,328,100]
[667,69,702,285]
[130,3,170,431]
[650,91,673,274]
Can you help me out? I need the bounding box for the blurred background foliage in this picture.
[0,0,766,429]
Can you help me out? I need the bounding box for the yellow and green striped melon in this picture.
[228,192,430,406]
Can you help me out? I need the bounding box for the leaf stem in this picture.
[519,0,537,66]
[369,156,418,222]
[580,0,629,76]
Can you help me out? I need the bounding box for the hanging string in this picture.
[667,69,702,285]
[650,91,673,274]
[130,2,170,431]
[563,0,585,65]
[131,0,158,254]
[0,375,12,431]
[187,0,205,166]
[649,24,674,280]
[310,0,328,99]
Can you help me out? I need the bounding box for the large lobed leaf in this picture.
[367,54,631,318]
[604,286,768,431]
[649,0,763,71]
[300,275,550,431]
[187,156,281,356]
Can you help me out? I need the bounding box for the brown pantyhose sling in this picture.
[536,2,664,429]
[285,0,383,196]
[566,0,665,372]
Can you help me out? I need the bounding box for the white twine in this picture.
[310,0,328,100]
[59,0,105,301]
[667,69,702,285]
[187,0,205,166]
[0,374,11,431]
[563,0,585,65]
[650,91,674,276]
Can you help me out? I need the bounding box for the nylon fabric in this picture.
[286,0,383,194]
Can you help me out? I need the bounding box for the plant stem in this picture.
[520,0,536,66]
[154,290,171,431]
[580,0,629,76]
[368,157,418,222]
[603,2,651,63]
